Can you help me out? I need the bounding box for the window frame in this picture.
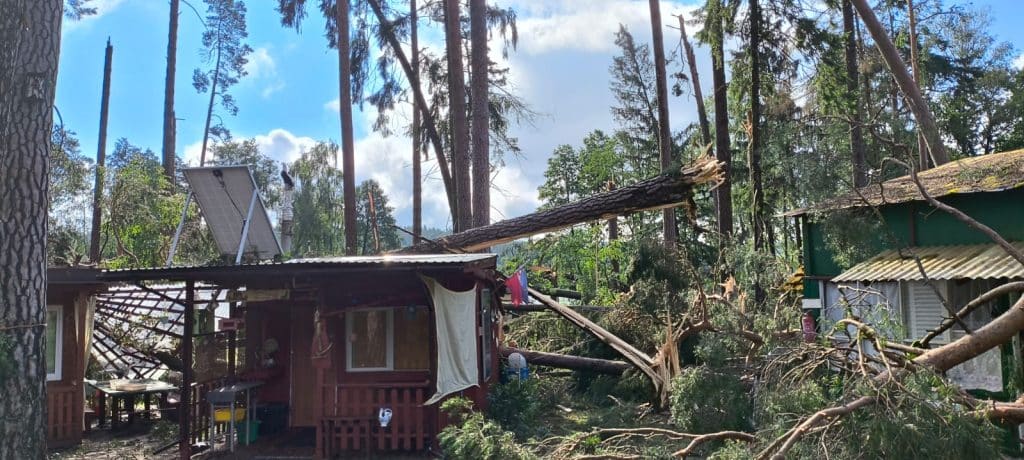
[46,305,63,382]
[345,308,394,372]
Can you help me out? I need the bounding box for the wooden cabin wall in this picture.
[45,289,89,448]
[290,305,316,427]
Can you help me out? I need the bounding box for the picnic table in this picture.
[86,379,178,429]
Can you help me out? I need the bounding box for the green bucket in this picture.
[238,420,261,445]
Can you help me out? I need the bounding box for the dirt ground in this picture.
[47,420,179,460]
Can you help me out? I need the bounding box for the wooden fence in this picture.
[317,381,433,456]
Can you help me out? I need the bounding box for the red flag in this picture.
[506,269,527,307]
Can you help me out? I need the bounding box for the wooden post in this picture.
[180,280,194,460]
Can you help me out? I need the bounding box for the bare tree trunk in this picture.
[367,0,456,217]
[163,0,179,181]
[749,0,765,252]
[678,15,711,148]
[843,0,869,187]
[90,39,113,263]
[906,0,929,169]
[198,49,220,166]
[710,2,733,237]
[337,0,358,255]
[411,0,421,240]
[0,1,62,457]
[500,346,630,375]
[649,0,678,247]
[444,0,472,232]
[469,0,489,230]
[850,0,950,166]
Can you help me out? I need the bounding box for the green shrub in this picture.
[438,397,537,460]
[486,378,552,437]
[670,366,752,434]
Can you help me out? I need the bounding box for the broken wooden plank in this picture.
[397,157,723,253]
[500,346,630,375]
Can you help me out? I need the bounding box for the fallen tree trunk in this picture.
[503,303,610,314]
[500,346,630,375]
[397,157,722,253]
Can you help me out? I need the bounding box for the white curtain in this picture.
[421,276,479,405]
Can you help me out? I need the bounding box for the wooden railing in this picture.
[318,381,432,456]
[47,384,81,447]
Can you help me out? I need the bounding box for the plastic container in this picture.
[213,408,246,422]
[238,420,261,445]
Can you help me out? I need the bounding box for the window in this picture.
[346,307,431,372]
[46,305,62,381]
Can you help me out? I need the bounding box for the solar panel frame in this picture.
[183,166,282,261]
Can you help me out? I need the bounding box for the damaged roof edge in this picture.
[99,253,498,282]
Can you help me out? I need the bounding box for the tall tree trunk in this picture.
[843,0,869,187]
[749,0,764,252]
[710,1,733,237]
[444,0,472,232]
[469,0,489,230]
[337,0,358,255]
[411,0,421,240]
[163,0,179,181]
[367,0,456,217]
[90,39,113,263]
[678,14,711,149]
[906,0,929,169]
[850,0,950,166]
[198,49,221,167]
[649,0,677,247]
[0,0,62,457]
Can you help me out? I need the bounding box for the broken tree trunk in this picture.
[526,287,659,383]
[503,303,610,314]
[500,346,630,376]
[397,157,722,253]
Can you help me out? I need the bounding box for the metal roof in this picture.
[100,253,497,281]
[832,242,1024,282]
[784,149,1024,217]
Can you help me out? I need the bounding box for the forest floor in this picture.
[47,420,178,460]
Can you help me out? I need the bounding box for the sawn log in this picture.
[500,346,630,376]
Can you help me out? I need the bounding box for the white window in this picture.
[46,305,62,381]
[906,281,948,342]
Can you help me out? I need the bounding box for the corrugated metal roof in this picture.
[833,242,1024,282]
[285,253,494,265]
[101,253,496,276]
[784,149,1024,217]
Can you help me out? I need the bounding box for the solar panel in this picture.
[183,166,282,261]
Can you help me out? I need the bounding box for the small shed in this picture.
[46,267,105,448]
[100,253,499,458]
[787,149,1024,393]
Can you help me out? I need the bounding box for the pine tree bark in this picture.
[678,15,711,149]
[842,0,869,187]
[710,2,734,237]
[0,0,62,457]
[411,0,422,240]
[469,0,489,230]
[163,0,179,180]
[749,0,765,251]
[649,0,678,247]
[90,40,113,263]
[850,0,950,166]
[337,0,358,255]
[906,0,929,170]
[444,0,472,232]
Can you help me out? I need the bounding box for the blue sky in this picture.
[56,0,1024,230]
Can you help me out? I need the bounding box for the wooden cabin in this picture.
[100,254,500,458]
[46,267,104,448]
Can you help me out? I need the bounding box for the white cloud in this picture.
[324,98,340,113]
[62,0,126,33]
[508,0,698,55]
[182,128,317,167]
[243,46,286,99]
[1014,54,1024,70]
